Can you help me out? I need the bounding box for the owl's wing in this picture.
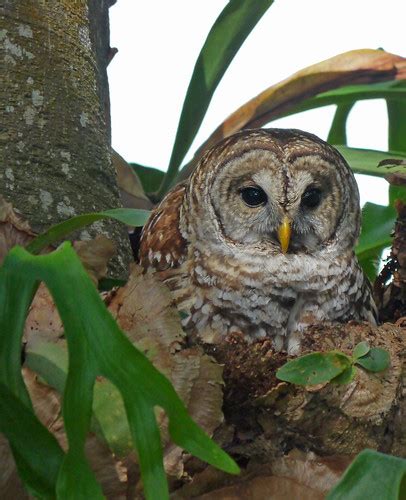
[139,182,188,272]
[358,269,379,325]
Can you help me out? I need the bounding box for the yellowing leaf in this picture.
[180,49,405,180]
[213,49,405,145]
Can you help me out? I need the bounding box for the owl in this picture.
[139,129,377,353]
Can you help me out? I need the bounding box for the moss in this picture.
[1,1,131,277]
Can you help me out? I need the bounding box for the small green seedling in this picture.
[276,341,390,386]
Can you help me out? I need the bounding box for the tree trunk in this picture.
[1,0,131,277]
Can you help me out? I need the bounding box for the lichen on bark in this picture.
[1,0,131,276]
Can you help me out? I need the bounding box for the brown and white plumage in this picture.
[139,128,377,352]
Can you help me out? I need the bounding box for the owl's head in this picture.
[186,128,360,255]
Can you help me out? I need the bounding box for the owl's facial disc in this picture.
[209,148,352,254]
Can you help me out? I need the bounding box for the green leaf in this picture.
[276,352,351,386]
[130,163,165,194]
[159,0,274,196]
[0,382,64,499]
[0,244,239,499]
[0,256,66,499]
[92,379,131,456]
[389,184,406,205]
[330,365,357,385]
[26,341,133,457]
[357,247,384,283]
[26,208,150,254]
[355,347,390,373]
[26,344,67,395]
[335,145,406,178]
[287,80,406,119]
[356,202,395,280]
[327,102,354,145]
[387,82,406,154]
[388,99,406,153]
[352,341,370,360]
[327,449,406,499]
[98,277,127,292]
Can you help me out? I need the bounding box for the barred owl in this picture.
[139,129,377,353]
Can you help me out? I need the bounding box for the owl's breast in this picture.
[180,247,374,352]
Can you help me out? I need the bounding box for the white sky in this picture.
[108,0,405,206]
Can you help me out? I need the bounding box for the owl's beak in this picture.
[277,216,292,254]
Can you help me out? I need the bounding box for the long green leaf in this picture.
[356,184,406,280]
[26,341,133,457]
[327,102,354,144]
[130,163,165,194]
[0,247,67,498]
[26,346,67,395]
[0,383,64,499]
[327,449,406,499]
[387,87,406,153]
[357,247,384,282]
[358,203,395,256]
[336,146,406,177]
[159,0,274,196]
[356,202,394,280]
[0,244,239,499]
[26,208,150,254]
[285,80,406,120]
[336,146,406,279]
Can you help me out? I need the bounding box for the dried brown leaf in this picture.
[24,283,64,345]
[386,172,406,186]
[195,475,322,500]
[73,235,116,284]
[271,449,350,495]
[185,353,224,433]
[180,49,406,180]
[108,265,186,369]
[172,449,349,499]
[163,350,224,478]
[213,49,405,146]
[0,195,35,265]
[84,435,129,499]
[24,236,115,344]
[108,267,224,478]
[23,368,63,433]
[113,150,153,211]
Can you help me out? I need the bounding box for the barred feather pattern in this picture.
[139,129,377,353]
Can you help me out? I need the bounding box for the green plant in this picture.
[327,449,406,499]
[0,243,238,499]
[2,1,406,498]
[276,341,390,386]
[25,207,150,255]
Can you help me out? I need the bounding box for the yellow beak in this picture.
[277,216,291,254]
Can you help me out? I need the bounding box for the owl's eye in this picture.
[301,187,322,209]
[240,186,268,207]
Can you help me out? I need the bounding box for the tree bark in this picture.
[1,0,131,276]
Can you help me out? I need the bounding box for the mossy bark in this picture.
[0,0,131,277]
